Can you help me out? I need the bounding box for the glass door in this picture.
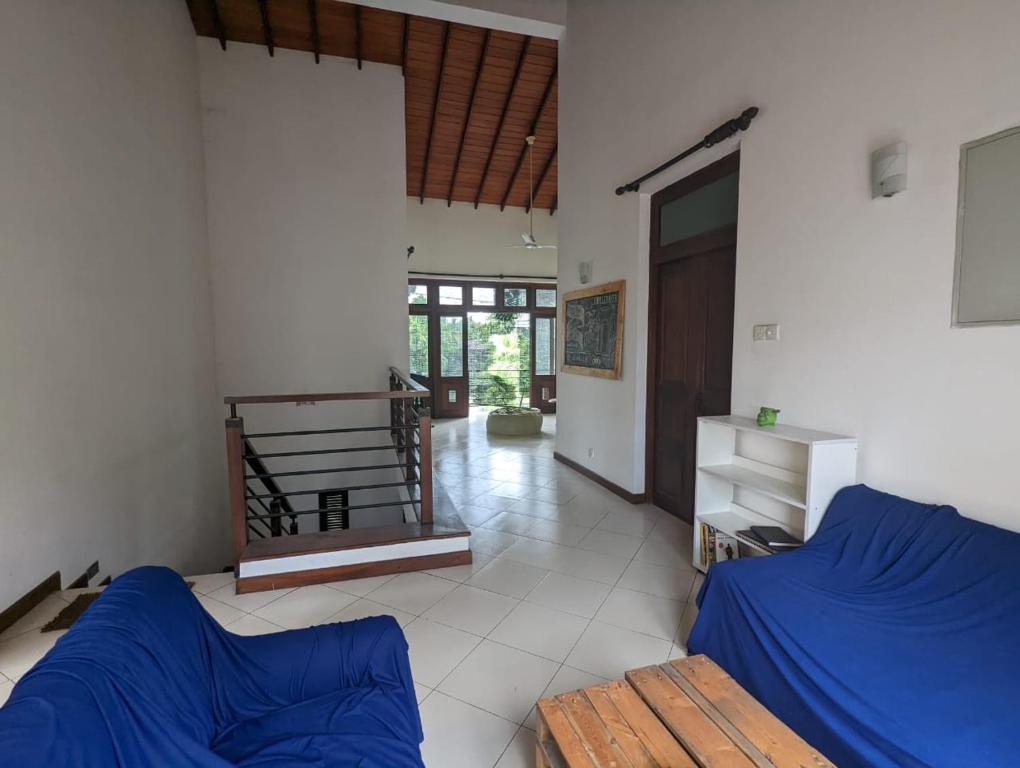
[435,314,468,418]
[530,315,557,412]
[408,313,431,391]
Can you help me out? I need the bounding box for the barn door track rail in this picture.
[614,107,759,195]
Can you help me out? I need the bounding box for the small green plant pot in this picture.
[756,407,780,427]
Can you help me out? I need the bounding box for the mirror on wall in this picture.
[953,124,1020,326]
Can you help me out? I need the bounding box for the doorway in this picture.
[407,280,557,418]
[646,152,739,522]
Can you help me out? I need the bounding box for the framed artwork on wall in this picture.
[561,280,626,379]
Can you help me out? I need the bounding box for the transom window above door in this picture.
[406,279,556,311]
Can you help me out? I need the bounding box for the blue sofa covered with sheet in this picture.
[0,566,424,767]
[688,484,1020,768]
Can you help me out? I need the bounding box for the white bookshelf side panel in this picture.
[805,441,859,537]
[696,418,737,467]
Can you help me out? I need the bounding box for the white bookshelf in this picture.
[693,415,857,572]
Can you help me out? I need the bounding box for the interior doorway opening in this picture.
[407,279,557,419]
[646,151,739,523]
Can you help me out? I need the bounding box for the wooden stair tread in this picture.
[240,520,469,562]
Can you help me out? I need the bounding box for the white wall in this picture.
[199,40,410,525]
[0,1,225,606]
[408,199,557,279]
[199,39,407,397]
[558,0,1020,530]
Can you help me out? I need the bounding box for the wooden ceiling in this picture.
[185,0,558,213]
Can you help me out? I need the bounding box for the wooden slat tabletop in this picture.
[536,655,835,768]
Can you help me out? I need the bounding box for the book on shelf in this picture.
[749,525,802,549]
[714,532,740,562]
[736,529,775,553]
[699,523,740,567]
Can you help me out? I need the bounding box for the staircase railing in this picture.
[224,368,433,561]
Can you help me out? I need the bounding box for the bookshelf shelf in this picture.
[698,464,806,509]
[693,415,857,572]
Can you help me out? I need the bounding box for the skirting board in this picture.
[553,452,647,504]
[238,534,470,579]
[236,551,472,594]
[0,571,61,636]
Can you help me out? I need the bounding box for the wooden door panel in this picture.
[647,152,739,523]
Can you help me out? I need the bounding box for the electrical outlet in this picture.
[752,325,766,341]
[753,323,780,342]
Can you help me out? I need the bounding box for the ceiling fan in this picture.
[511,135,557,251]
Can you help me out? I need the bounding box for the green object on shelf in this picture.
[757,407,780,427]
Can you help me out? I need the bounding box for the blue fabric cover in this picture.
[688,485,1020,768]
[0,566,424,767]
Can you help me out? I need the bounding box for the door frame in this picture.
[407,278,557,416]
[644,150,740,509]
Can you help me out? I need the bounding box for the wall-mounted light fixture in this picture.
[871,142,907,198]
[579,261,592,284]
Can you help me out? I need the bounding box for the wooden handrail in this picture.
[389,366,430,394]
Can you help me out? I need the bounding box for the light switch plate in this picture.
[753,323,780,342]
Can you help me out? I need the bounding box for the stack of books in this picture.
[735,526,803,554]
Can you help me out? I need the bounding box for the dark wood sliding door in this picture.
[646,152,739,522]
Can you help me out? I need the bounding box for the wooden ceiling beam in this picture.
[419,22,452,204]
[355,4,363,70]
[474,36,531,209]
[209,0,227,50]
[500,64,557,211]
[527,144,557,213]
[446,29,490,207]
[256,0,274,56]
[307,0,320,63]
[401,14,409,76]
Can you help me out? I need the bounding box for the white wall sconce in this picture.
[579,261,592,284]
[871,142,907,198]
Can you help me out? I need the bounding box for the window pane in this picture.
[408,315,429,377]
[535,288,557,307]
[440,317,464,376]
[407,284,428,304]
[439,285,463,305]
[472,286,496,306]
[660,171,738,246]
[503,287,527,307]
[467,312,531,407]
[535,317,556,376]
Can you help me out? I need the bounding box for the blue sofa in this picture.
[689,484,1020,768]
[0,567,424,767]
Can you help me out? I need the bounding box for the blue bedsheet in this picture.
[688,485,1020,768]
[0,566,424,767]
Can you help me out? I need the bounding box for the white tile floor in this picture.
[0,410,702,767]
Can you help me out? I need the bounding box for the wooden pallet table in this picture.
[535,655,834,768]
